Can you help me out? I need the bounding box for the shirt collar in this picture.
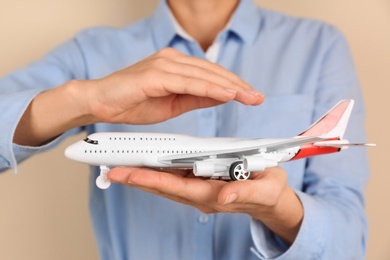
[150,1,178,50]
[229,0,262,44]
[167,7,196,42]
[150,0,262,49]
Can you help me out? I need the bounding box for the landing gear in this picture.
[96,165,111,189]
[229,161,251,181]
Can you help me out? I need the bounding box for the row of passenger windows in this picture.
[109,137,176,141]
[84,150,294,155]
[84,150,203,154]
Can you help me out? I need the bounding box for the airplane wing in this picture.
[158,136,324,164]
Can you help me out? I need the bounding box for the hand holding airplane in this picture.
[65,99,374,244]
[108,165,303,244]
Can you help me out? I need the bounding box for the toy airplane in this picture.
[65,100,375,189]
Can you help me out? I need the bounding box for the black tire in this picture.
[229,161,251,181]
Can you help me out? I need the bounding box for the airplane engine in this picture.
[243,156,277,172]
[193,161,227,177]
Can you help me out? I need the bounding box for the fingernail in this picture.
[224,193,238,205]
[127,173,133,184]
[246,89,264,98]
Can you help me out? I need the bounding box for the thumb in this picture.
[218,168,286,206]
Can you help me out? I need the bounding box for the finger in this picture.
[164,62,265,106]
[108,167,219,212]
[148,48,265,105]
[144,71,263,106]
[157,57,259,95]
[108,167,141,185]
[111,167,224,202]
[107,167,195,181]
[171,50,253,90]
[140,71,237,102]
[155,168,194,177]
[218,167,287,206]
[172,56,265,106]
[170,95,221,117]
[108,167,201,206]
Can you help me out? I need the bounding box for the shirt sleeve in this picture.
[0,39,87,173]
[249,26,369,259]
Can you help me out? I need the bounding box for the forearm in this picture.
[13,80,94,146]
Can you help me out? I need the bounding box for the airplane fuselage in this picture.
[65,132,300,177]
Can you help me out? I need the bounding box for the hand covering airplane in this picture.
[65,100,375,189]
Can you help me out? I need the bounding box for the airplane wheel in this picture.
[96,174,111,189]
[229,161,251,181]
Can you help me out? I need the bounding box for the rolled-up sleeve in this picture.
[0,39,87,172]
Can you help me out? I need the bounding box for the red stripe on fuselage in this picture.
[291,138,340,160]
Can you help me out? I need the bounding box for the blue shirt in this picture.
[0,0,369,259]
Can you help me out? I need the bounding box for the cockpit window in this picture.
[84,138,98,145]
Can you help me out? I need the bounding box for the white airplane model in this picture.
[65,100,374,189]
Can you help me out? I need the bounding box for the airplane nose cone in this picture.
[64,141,83,162]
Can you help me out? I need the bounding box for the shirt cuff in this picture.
[10,135,68,173]
[0,89,74,173]
[250,190,327,259]
[0,89,41,171]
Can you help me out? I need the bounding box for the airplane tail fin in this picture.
[297,99,375,152]
[299,99,354,139]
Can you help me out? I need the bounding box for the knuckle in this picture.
[200,81,213,95]
[157,47,179,57]
[151,56,167,68]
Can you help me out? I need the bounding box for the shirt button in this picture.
[198,214,209,223]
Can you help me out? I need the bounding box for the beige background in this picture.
[0,0,388,259]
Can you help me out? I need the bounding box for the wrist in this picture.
[251,186,303,245]
[13,80,98,146]
[62,80,98,126]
